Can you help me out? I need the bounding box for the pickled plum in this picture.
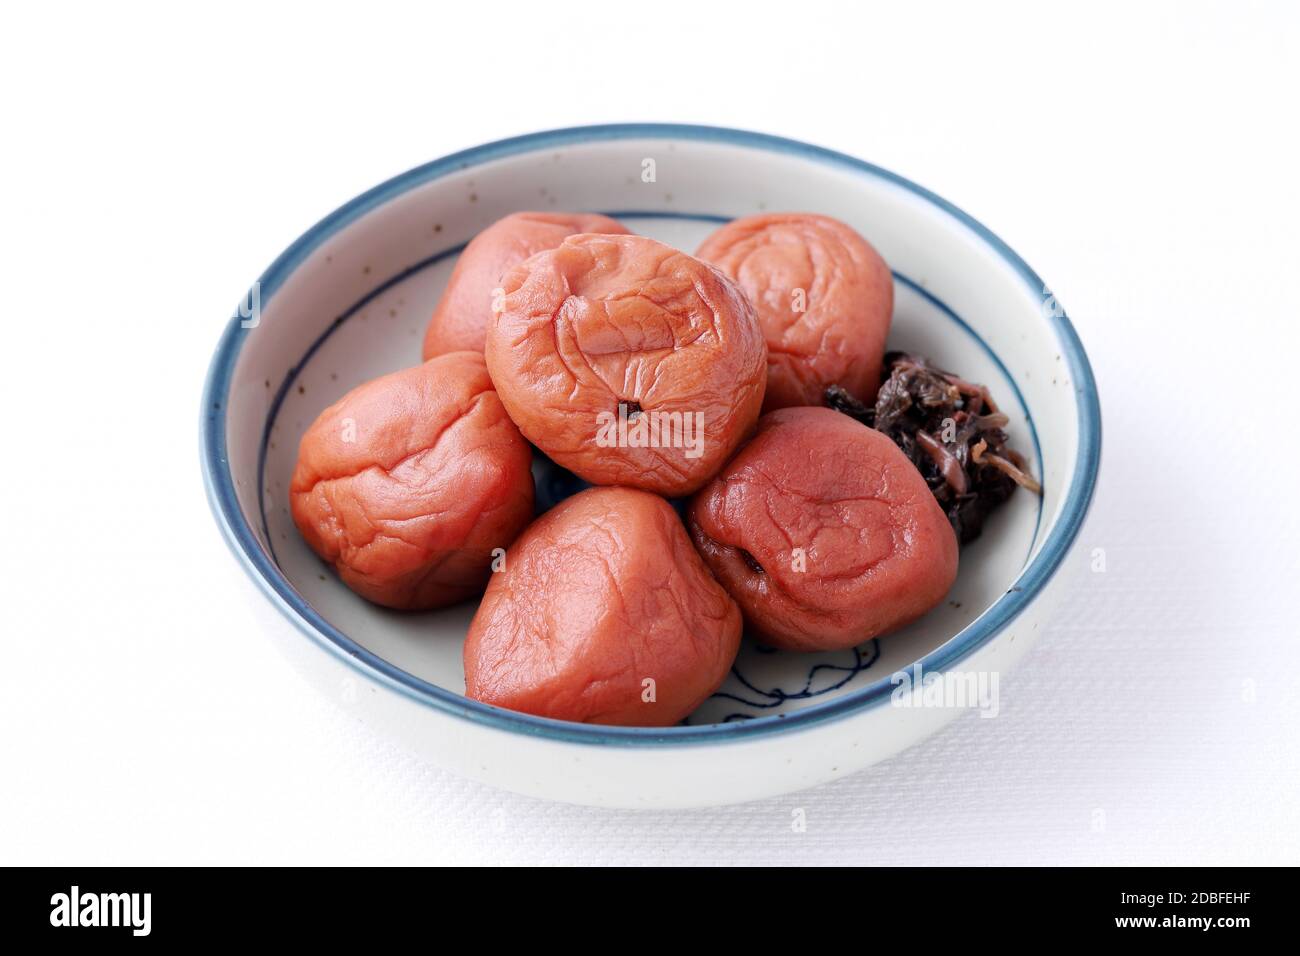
[688,407,957,651]
[464,487,742,725]
[290,352,534,610]
[422,211,630,359]
[484,233,767,496]
[696,213,892,412]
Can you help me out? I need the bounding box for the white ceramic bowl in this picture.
[201,124,1100,808]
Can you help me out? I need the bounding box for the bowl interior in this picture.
[211,129,1086,732]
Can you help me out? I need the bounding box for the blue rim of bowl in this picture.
[200,123,1102,747]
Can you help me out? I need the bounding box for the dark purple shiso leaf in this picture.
[826,351,1041,546]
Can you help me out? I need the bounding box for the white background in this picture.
[1,1,1297,865]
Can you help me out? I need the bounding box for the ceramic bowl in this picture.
[201,124,1100,808]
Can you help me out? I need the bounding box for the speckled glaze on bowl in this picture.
[201,124,1100,808]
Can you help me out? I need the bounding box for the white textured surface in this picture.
[1,1,1297,864]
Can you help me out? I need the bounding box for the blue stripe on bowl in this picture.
[200,123,1101,747]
